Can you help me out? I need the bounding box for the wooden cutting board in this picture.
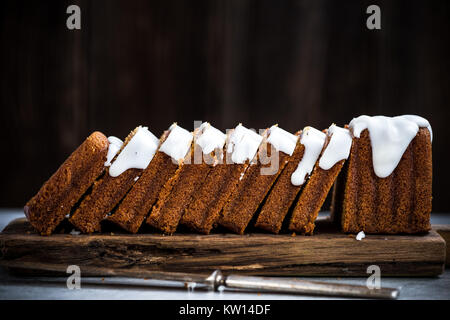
[0,217,446,277]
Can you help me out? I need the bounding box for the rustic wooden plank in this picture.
[433,224,450,267]
[0,218,445,277]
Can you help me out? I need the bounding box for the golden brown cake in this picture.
[107,124,192,233]
[180,162,234,234]
[219,126,298,234]
[332,115,432,234]
[24,131,109,235]
[289,125,352,235]
[146,123,226,234]
[255,130,304,234]
[180,124,257,234]
[25,115,432,237]
[69,126,159,233]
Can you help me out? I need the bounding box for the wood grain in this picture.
[434,224,450,267]
[0,218,445,277]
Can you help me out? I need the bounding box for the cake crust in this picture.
[69,128,143,233]
[69,168,141,233]
[288,126,351,235]
[255,131,304,233]
[146,144,211,234]
[180,128,247,234]
[219,137,289,235]
[24,131,109,235]
[337,128,432,234]
[288,158,345,235]
[180,158,247,234]
[106,151,178,233]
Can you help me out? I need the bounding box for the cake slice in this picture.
[254,130,304,234]
[146,123,226,234]
[218,126,298,235]
[107,123,192,233]
[24,131,109,235]
[288,125,352,235]
[180,124,259,234]
[69,126,160,233]
[333,115,432,234]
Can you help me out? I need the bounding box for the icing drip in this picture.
[402,114,433,142]
[104,136,123,167]
[159,123,193,162]
[267,125,298,156]
[349,115,432,178]
[227,124,263,164]
[196,122,227,154]
[291,127,326,186]
[318,124,352,170]
[109,126,159,177]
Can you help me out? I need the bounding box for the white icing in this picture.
[291,127,326,186]
[318,124,352,170]
[349,115,432,178]
[196,122,227,154]
[267,125,298,156]
[104,136,123,167]
[109,126,159,177]
[159,124,193,161]
[356,231,366,241]
[227,124,263,164]
[402,114,433,142]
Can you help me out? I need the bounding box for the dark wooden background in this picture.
[1,0,449,211]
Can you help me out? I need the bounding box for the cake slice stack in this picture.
[219,125,297,234]
[288,124,352,235]
[106,123,192,233]
[254,126,326,234]
[146,122,226,234]
[24,114,433,236]
[181,124,260,234]
[69,126,160,233]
